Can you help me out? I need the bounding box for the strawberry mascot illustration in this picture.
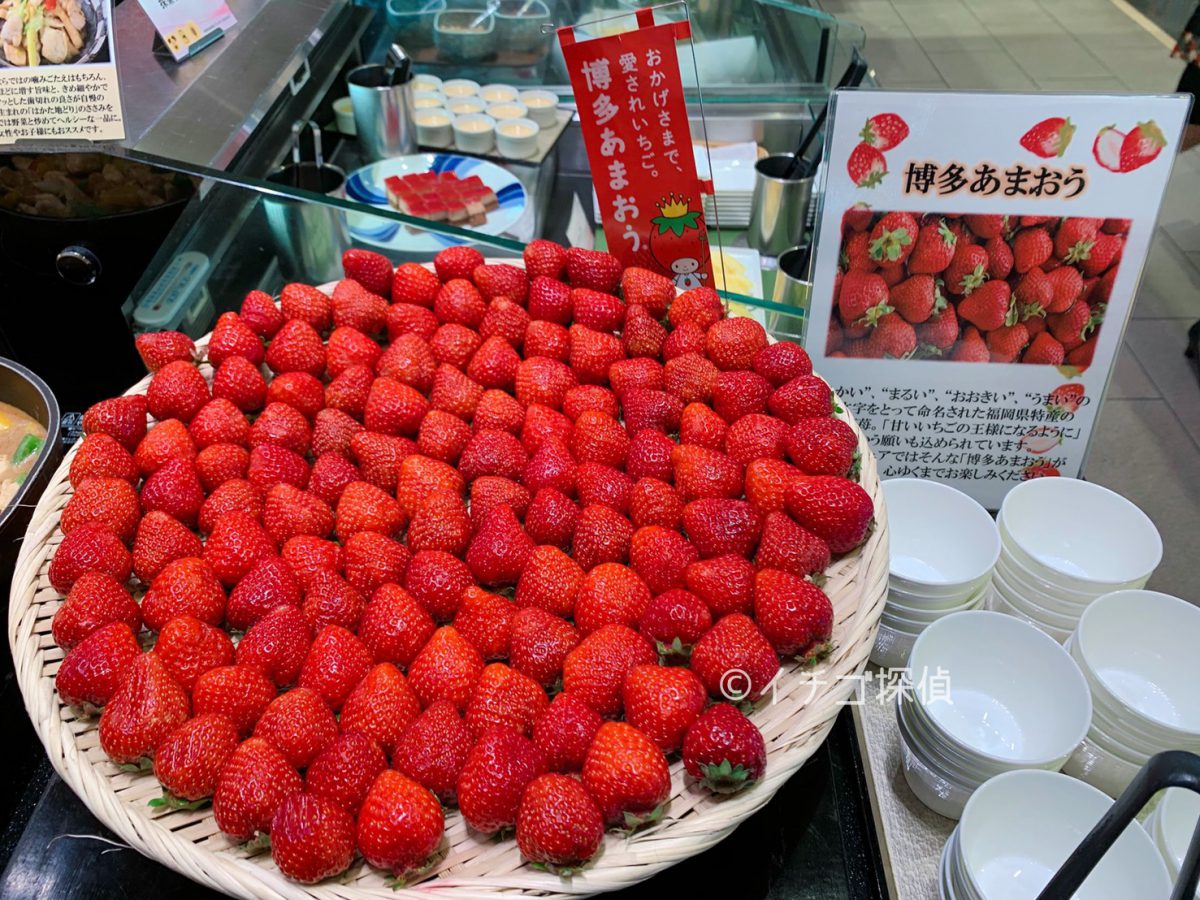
[649,193,711,291]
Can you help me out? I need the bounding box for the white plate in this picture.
[345,153,527,254]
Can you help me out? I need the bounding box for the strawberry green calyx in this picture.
[1003,300,1020,329]
[119,758,154,774]
[1019,301,1046,321]
[959,265,987,294]
[854,301,895,328]
[650,207,701,238]
[937,220,957,250]
[621,803,666,833]
[932,281,948,315]
[867,227,913,262]
[1063,239,1095,264]
[797,640,835,667]
[1136,120,1167,150]
[698,759,759,794]
[147,792,210,811]
[529,860,592,878]
[656,636,694,662]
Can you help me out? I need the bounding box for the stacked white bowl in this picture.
[896,610,1092,819]
[1147,787,1200,894]
[991,477,1162,642]
[871,479,999,669]
[1062,589,1200,798]
[940,769,1171,899]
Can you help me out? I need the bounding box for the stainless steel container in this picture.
[348,62,418,161]
[748,154,814,257]
[263,161,349,285]
[769,243,812,342]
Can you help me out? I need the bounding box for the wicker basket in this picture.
[7,291,889,900]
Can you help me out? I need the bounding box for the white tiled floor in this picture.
[820,0,1200,597]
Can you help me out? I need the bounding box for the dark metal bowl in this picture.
[0,358,61,575]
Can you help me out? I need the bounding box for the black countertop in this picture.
[0,691,886,900]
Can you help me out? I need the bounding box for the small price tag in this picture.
[163,20,203,56]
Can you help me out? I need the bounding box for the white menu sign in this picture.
[808,90,1190,508]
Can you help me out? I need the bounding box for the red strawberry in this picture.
[525,319,571,361]
[357,583,433,668]
[468,336,521,391]
[270,536,333,593]
[509,607,580,689]
[917,304,959,353]
[49,524,132,594]
[331,282,388,335]
[514,357,576,411]
[302,569,366,632]
[847,142,887,188]
[754,568,834,658]
[471,475,531,524]
[61,477,140,543]
[135,330,195,372]
[1048,299,1094,346]
[663,321,708,360]
[457,728,546,834]
[392,262,441,307]
[524,238,569,279]
[393,700,473,803]
[906,220,957,274]
[683,703,766,793]
[943,242,989,295]
[135,420,198,479]
[1020,116,1076,158]
[752,342,812,388]
[363,376,429,436]
[465,504,534,586]
[571,504,633,571]
[236,604,312,688]
[342,248,393,296]
[583,721,670,827]
[334,479,404,542]
[240,290,285,339]
[270,792,355,884]
[690,613,779,701]
[406,490,471,557]
[959,280,1014,331]
[339,662,421,756]
[1045,266,1084,314]
[69,433,139,487]
[527,275,573,324]
[672,444,744,500]
[574,562,653,635]
[82,395,147,451]
[562,383,620,420]
[629,477,684,530]
[568,324,626,384]
[1012,227,1054,274]
[574,462,631,513]
[890,275,942,324]
[705,317,769,370]
[141,557,225,631]
[298,624,373,711]
[1023,331,1067,365]
[623,663,706,753]
[679,401,728,449]
[864,312,917,358]
[524,487,579,548]
[744,457,802,517]
[404,549,472,622]
[951,326,991,362]
[306,731,387,816]
[859,112,908,150]
[626,428,678,481]
[663,352,720,405]
[480,297,532,348]
[622,266,675,317]
[407,625,484,710]
[146,360,209,423]
[562,623,656,717]
[248,402,312,456]
[191,664,274,738]
[189,399,251,449]
[98,652,190,764]
[837,270,892,326]
[1078,232,1123,278]
[253,686,338,769]
[207,312,264,368]
[514,544,583,618]
[622,388,684,435]
[455,586,518,660]
[204,511,276,588]
[387,303,439,343]
[1054,217,1100,262]
[417,409,472,464]
[1047,383,1085,415]
[639,588,712,658]
[768,374,834,424]
[308,452,359,507]
[473,388,525,435]
[963,214,1007,240]
[435,278,488,328]
[682,498,763,558]
[572,287,626,333]
[609,356,664,398]
[785,475,874,553]
[213,737,302,842]
[458,428,529,482]
[265,319,326,377]
[225,553,300,630]
[986,235,1014,280]
[153,614,234,692]
[533,692,603,773]
[867,211,918,265]
[326,327,383,378]
[280,283,332,331]
[987,323,1031,363]
[465,661,548,739]
[517,773,605,870]
[629,525,698,595]
[1119,120,1166,172]
[52,572,141,650]
[54,621,140,710]
[566,247,622,292]
[756,510,831,577]
[669,286,724,330]
[785,417,857,477]
[153,714,239,802]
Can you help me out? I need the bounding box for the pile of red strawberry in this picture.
[831,211,1126,366]
[46,240,874,886]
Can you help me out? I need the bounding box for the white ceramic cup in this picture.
[479,83,519,103]
[446,97,486,117]
[441,78,481,98]
[412,90,446,111]
[414,109,454,148]
[332,96,356,135]
[412,73,444,93]
[451,114,496,154]
[486,101,529,122]
[519,89,559,127]
[495,117,540,159]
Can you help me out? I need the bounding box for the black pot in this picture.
[0,357,62,577]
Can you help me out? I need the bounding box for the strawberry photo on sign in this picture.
[830,209,1128,367]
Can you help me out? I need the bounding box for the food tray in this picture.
[8,274,889,899]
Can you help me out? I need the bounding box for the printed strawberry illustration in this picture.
[1022,460,1061,479]
[1119,121,1167,172]
[847,143,886,188]
[1046,383,1085,415]
[648,193,711,292]
[859,113,909,151]
[1092,125,1125,172]
[1018,425,1064,455]
[1020,117,1075,158]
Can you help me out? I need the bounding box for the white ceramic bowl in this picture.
[414,109,454,148]
[896,700,979,819]
[441,78,481,98]
[991,568,1082,631]
[996,550,1098,609]
[495,117,540,160]
[412,73,443,93]
[1061,732,1144,799]
[518,88,559,127]
[998,479,1162,588]
[958,769,1171,899]
[988,587,1073,643]
[479,83,519,103]
[939,835,959,900]
[900,693,998,787]
[412,90,446,111]
[446,97,487,117]
[886,583,988,624]
[1075,590,1200,742]
[882,479,1000,598]
[1157,787,1200,878]
[909,611,1092,770]
[887,576,991,612]
[869,619,919,669]
[451,113,496,154]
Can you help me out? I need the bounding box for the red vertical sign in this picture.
[560,12,714,291]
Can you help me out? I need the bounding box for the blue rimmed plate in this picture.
[344,154,526,254]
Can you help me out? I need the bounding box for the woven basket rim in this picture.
[7,275,889,900]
